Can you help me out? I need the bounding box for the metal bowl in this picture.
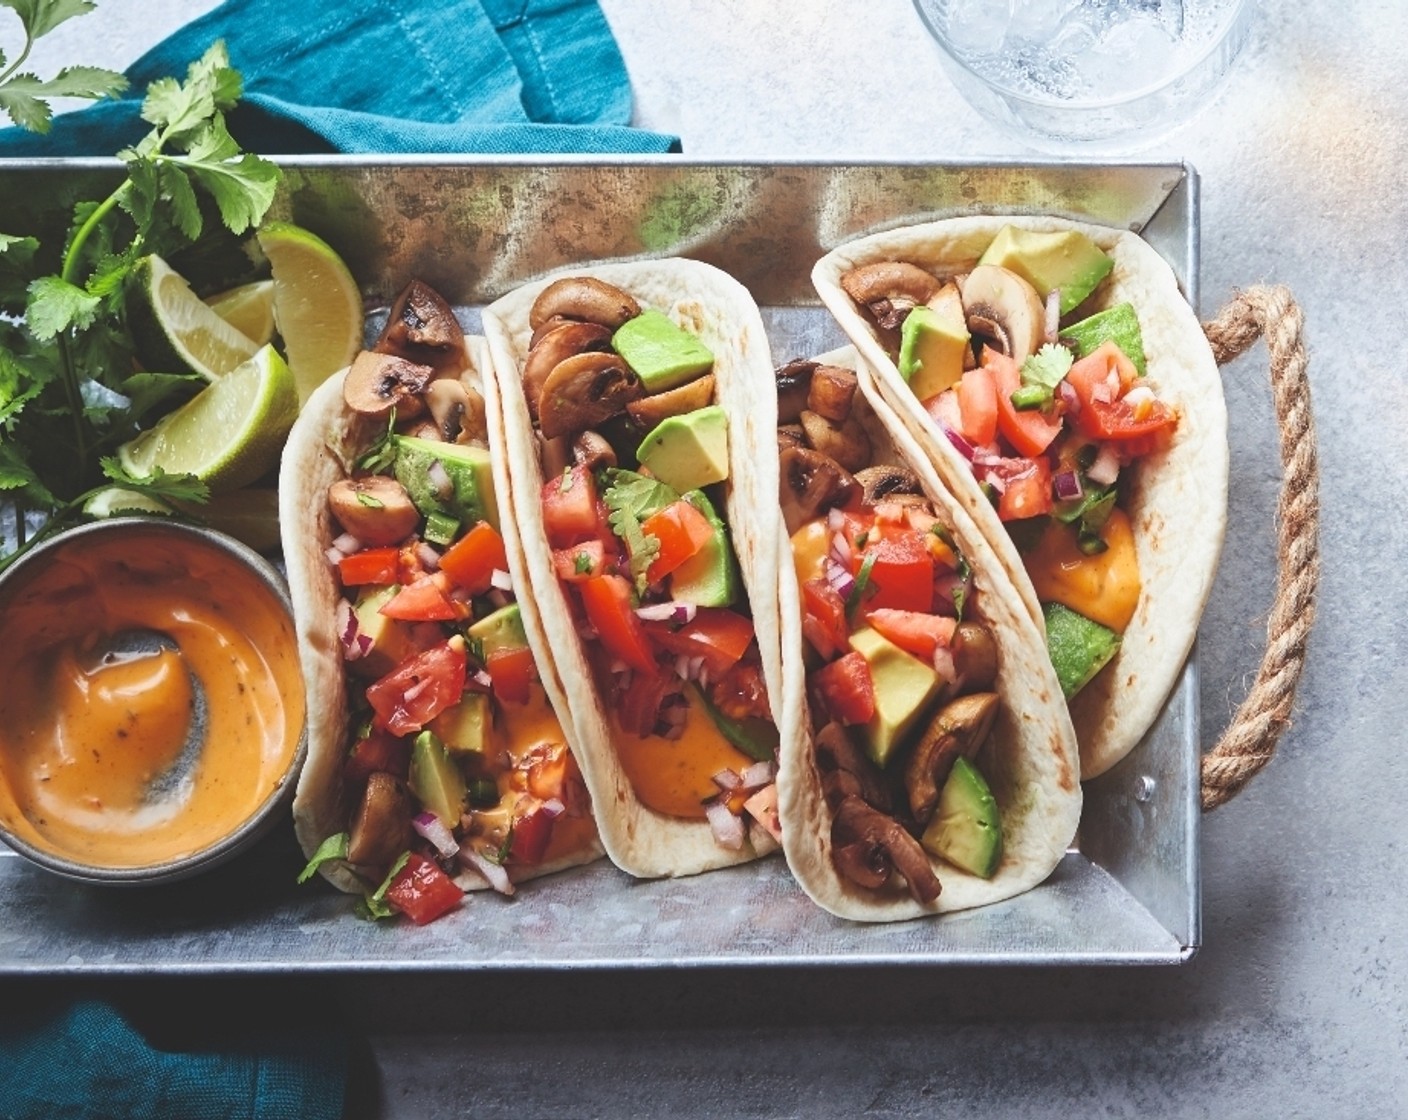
[0,518,307,885]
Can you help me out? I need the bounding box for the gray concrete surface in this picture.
[21,0,1406,1115]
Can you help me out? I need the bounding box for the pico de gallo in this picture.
[519,275,780,852]
[299,281,596,925]
[776,357,1005,902]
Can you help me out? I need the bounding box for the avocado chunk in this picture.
[689,683,777,763]
[1044,601,1121,700]
[898,304,969,401]
[467,602,528,658]
[979,225,1114,316]
[429,692,493,758]
[635,404,729,493]
[668,489,739,608]
[848,626,941,768]
[351,585,417,678]
[921,756,1002,878]
[1061,302,1147,376]
[612,308,715,393]
[408,730,467,828]
[393,435,499,531]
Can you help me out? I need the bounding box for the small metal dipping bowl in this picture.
[0,518,308,885]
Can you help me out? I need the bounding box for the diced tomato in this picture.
[385,852,463,925]
[802,578,849,658]
[486,644,535,705]
[578,574,656,674]
[438,521,507,594]
[812,651,875,726]
[711,660,772,722]
[367,640,467,735]
[865,608,957,660]
[1065,340,1138,408]
[644,607,755,677]
[997,456,1053,521]
[338,547,399,587]
[553,540,608,582]
[542,465,599,548]
[988,351,1063,458]
[863,532,934,613]
[343,728,411,786]
[640,499,714,585]
[1077,397,1178,446]
[1113,422,1176,459]
[380,574,458,621]
[509,799,556,865]
[524,744,573,802]
[397,540,431,585]
[956,366,999,446]
[924,387,965,435]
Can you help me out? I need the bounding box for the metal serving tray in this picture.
[0,159,1201,971]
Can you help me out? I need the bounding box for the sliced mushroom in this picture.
[538,432,572,479]
[800,411,871,474]
[776,424,806,454]
[396,416,442,442]
[347,771,417,870]
[328,475,421,546]
[529,277,640,333]
[855,465,924,506]
[831,795,942,905]
[952,621,1000,691]
[815,721,891,813]
[959,265,1045,365]
[523,321,613,420]
[380,280,464,351]
[625,373,716,429]
[343,350,431,420]
[779,446,857,536]
[903,692,999,824]
[775,359,816,424]
[425,378,485,445]
[538,351,644,440]
[806,364,859,423]
[530,314,575,349]
[572,430,617,471]
[841,262,941,331]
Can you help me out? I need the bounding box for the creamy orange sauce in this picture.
[614,699,754,819]
[495,684,597,860]
[1025,507,1142,632]
[0,528,305,868]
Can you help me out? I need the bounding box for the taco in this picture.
[813,217,1227,780]
[283,280,601,923]
[480,262,787,878]
[771,346,1081,920]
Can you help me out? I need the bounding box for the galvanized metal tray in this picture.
[0,159,1201,971]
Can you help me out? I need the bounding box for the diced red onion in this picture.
[1044,289,1061,345]
[1058,380,1081,415]
[486,588,510,609]
[1123,385,1155,414]
[331,532,361,555]
[403,677,433,704]
[943,423,976,462]
[325,546,346,567]
[1087,445,1120,486]
[827,507,846,533]
[413,811,460,859]
[705,799,746,851]
[983,469,1008,495]
[416,542,441,571]
[933,646,957,684]
[470,669,493,690]
[636,601,696,623]
[830,531,853,567]
[689,655,707,680]
[335,599,373,661]
[542,798,565,818]
[824,556,855,600]
[658,703,688,739]
[740,760,775,790]
[449,585,474,604]
[490,568,513,592]
[674,654,692,680]
[457,847,515,896]
[427,459,453,501]
[1092,381,1113,404]
[1053,470,1084,502]
[712,768,743,791]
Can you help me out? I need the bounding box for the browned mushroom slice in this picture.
[775,359,816,424]
[538,431,572,479]
[952,621,1000,692]
[831,795,942,904]
[854,465,924,507]
[780,446,857,535]
[776,424,806,454]
[424,379,487,445]
[380,280,464,351]
[904,692,999,824]
[344,350,432,420]
[346,771,417,870]
[625,373,716,429]
[815,721,891,813]
[806,364,859,423]
[538,351,644,440]
[529,277,641,333]
[328,475,421,546]
[572,430,617,471]
[799,411,871,474]
[959,265,1045,365]
[529,314,574,349]
[522,321,613,421]
[840,262,941,331]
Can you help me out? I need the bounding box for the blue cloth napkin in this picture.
[0,0,678,155]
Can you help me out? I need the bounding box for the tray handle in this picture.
[1198,286,1317,811]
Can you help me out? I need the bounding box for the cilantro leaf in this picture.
[0,1,126,133]
[1,0,101,43]
[101,457,209,505]
[1022,344,1074,390]
[601,468,676,595]
[0,346,50,425]
[25,275,101,339]
[296,831,349,884]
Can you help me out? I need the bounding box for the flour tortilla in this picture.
[773,346,1081,921]
[282,339,603,895]
[481,260,785,878]
[813,217,1228,780]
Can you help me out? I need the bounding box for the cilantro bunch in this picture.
[0,21,281,571]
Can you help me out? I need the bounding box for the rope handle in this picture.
[1197,286,1318,811]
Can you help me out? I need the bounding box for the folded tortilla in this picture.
[774,346,1082,921]
[480,261,787,878]
[813,217,1228,780]
[282,338,603,895]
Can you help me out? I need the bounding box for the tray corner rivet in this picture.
[1135,776,1156,803]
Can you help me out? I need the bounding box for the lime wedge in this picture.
[117,345,298,495]
[206,280,276,347]
[128,254,262,380]
[256,221,362,406]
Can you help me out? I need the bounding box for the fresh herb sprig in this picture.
[0,36,281,571]
[0,0,127,133]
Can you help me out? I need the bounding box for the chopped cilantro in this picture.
[601,468,677,595]
[1011,344,1075,411]
[846,552,877,618]
[296,831,350,884]
[574,551,594,574]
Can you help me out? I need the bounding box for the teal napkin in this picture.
[0,0,678,155]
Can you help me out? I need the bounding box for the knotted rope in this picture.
[1198,286,1317,811]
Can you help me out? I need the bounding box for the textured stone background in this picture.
[20,1,1406,1115]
